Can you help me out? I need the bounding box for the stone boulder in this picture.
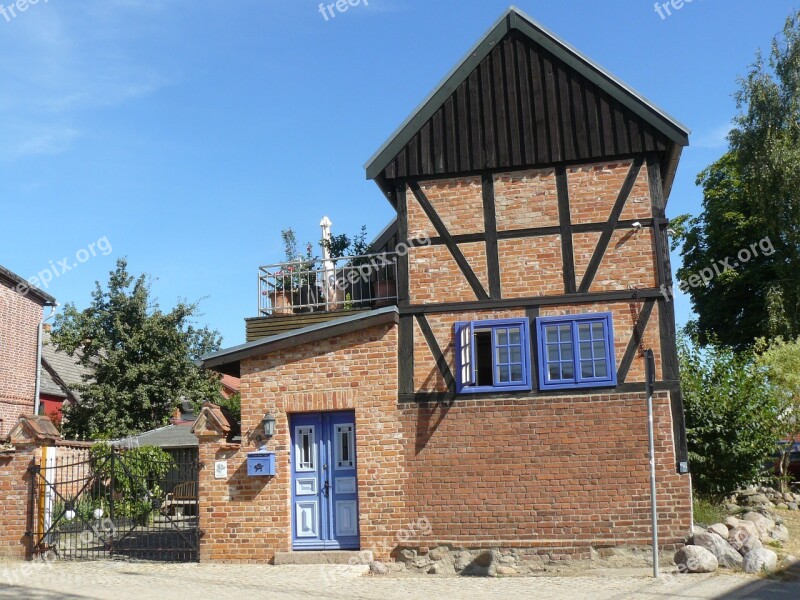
[744,493,771,507]
[788,502,799,511]
[724,516,740,529]
[692,532,744,569]
[743,548,778,574]
[462,550,498,577]
[770,524,790,543]
[369,561,388,575]
[741,512,775,541]
[728,526,762,555]
[674,546,718,573]
[708,523,729,538]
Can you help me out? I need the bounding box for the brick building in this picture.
[195,7,692,568]
[0,265,56,438]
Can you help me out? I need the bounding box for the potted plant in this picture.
[322,226,372,309]
[280,229,319,313]
[267,267,293,315]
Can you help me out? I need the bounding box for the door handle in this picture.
[322,479,331,498]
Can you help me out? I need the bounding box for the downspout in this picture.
[34,304,58,416]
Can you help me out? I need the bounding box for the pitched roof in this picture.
[365,6,689,197]
[0,264,56,307]
[113,423,198,449]
[199,306,399,377]
[40,332,94,402]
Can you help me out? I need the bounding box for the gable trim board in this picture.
[365,6,688,200]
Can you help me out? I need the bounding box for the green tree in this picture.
[676,12,800,347]
[679,333,783,499]
[52,258,222,439]
[755,336,800,490]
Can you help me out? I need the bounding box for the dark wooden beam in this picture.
[525,306,540,389]
[415,218,657,247]
[396,181,410,306]
[482,174,502,299]
[399,379,681,404]
[409,181,490,301]
[555,165,576,294]
[647,154,668,287]
[578,156,644,293]
[616,298,655,384]
[398,314,414,396]
[401,287,665,315]
[414,314,456,393]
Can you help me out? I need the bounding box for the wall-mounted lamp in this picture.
[632,221,643,231]
[262,413,276,438]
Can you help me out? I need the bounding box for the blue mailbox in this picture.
[246,451,276,477]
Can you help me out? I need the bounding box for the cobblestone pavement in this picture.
[1,561,799,599]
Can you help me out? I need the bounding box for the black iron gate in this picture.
[28,445,200,562]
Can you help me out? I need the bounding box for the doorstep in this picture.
[273,550,373,565]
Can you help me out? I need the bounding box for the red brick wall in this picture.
[400,391,691,554]
[494,168,559,231]
[405,159,657,304]
[0,282,43,437]
[199,324,406,563]
[0,444,39,559]
[200,323,690,562]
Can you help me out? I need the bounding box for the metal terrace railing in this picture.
[258,252,398,317]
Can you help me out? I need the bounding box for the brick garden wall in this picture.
[0,281,43,437]
[0,443,39,559]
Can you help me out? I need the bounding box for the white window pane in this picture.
[548,364,561,380]
[547,346,560,362]
[496,329,508,345]
[546,326,558,343]
[497,347,510,364]
[594,360,607,377]
[593,341,606,359]
[578,323,591,341]
[559,325,571,342]
[496,365,510,383]
[562,362,574,379]
[592,322,605,339]
[510,364,523,381]
[581,361,594,378]
[510,346,522,362]
[508,327,521,345]
[579,341,592,360]
[561,343,574,360]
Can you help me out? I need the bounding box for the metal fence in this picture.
[29,445,199,562]
[258,252,398,316]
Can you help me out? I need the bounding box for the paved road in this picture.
[1,561,799,599]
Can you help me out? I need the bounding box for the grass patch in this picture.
[693,496,728,526]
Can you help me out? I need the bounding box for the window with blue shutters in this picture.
[455,318,532,394]
[536,313,617,390]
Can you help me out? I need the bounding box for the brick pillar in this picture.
[0,415,61,560]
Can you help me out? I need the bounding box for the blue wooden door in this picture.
[291,411,359,550]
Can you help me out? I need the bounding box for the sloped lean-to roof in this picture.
[198,306,399,378]
[365,5,690,201]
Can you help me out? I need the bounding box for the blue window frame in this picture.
[536,313,617,390]
[455,318,532,394]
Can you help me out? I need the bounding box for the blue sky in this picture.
[1,0,797,347]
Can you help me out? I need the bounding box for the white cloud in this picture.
[693,123,732,149]
[0,0,174,160]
